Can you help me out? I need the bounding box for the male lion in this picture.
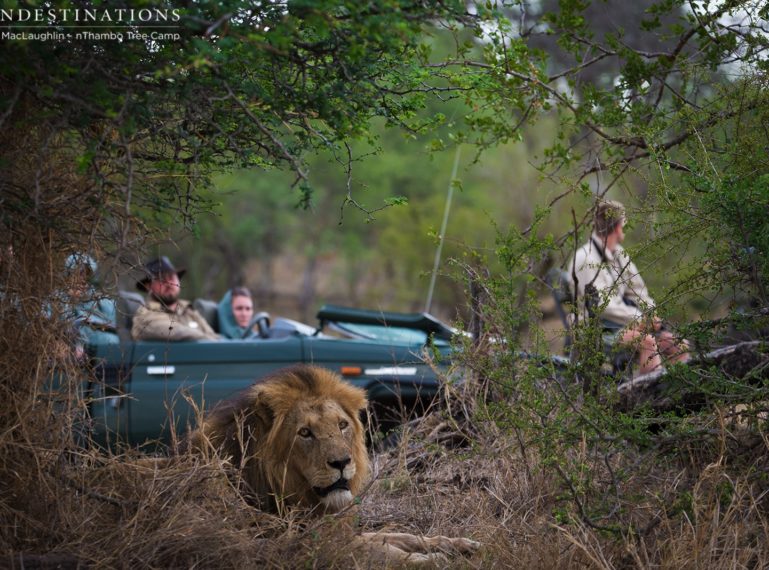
[188,363,369,512]
[187,364,479,564]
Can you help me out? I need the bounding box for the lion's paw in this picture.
[403,552,450,565]
[358,531,481,563]
[446,536,481,554]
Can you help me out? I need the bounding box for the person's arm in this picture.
[584,257,644,326]
[617,249,655,310]
[600,289,645,325]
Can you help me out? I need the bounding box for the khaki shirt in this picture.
[131,299,220,341]
[567,234,654,326]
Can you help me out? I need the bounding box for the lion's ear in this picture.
[190,386,275,464]
[340,384,368,419]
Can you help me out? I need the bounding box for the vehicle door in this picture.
[94,337,303,447]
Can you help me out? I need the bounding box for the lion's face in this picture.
[191,365,370,514]
[281,398,360,512]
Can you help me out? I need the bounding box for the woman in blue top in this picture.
[217,286,254,339]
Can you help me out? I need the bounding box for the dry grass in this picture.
[4,347,769,568]
[3,296,769,570]
[4,374,769,569]
[355,409,769,569]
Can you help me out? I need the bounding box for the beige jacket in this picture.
[567,234,654,326]
[131,299,220,341]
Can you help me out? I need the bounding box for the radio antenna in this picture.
[425,145,462,314]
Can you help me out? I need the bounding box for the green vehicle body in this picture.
[86,304,457,448]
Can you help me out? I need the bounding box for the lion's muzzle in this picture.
[314,477,354,512]
[313,477,350,498]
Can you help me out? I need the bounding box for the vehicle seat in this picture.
[116,290,145,341]
[193,298,219,333]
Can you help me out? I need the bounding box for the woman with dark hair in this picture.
[217,286,254,339]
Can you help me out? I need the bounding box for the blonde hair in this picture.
[594,200,626,237]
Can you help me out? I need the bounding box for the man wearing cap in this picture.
[131,257,220,342]
[569,200,689,374]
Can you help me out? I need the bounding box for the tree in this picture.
[4,0,767,250]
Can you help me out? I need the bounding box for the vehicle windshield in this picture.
[330,322,442,345]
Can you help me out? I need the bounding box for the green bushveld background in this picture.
[171,112,655,331]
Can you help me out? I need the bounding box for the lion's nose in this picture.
[328,456,351,472]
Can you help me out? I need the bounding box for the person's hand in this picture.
[641,314,662,333]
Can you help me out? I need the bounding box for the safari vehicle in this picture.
[86,299,459,448]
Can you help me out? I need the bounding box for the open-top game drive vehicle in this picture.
[85,300,460,448]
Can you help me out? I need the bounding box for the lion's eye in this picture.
[298,427,312,438]
[338,420,349,430]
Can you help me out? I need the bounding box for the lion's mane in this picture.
[187,364,370,512]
